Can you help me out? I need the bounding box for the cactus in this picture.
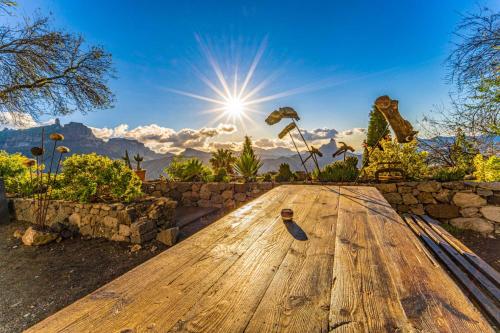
[122,150,132,169]
[134,153,144,170]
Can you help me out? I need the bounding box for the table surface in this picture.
[26,185,493,333]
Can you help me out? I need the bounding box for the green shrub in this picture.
[165,157,212,182]
[262,173,273,182]
[233,152,262,182]
[274,163,295,182]
[431,167,466,181]
[473,154,500,181]
[315,156,359,182]
[364,139,428,180]
[213,167,229,182]
[55,153,142,203]
[0,150,33,195]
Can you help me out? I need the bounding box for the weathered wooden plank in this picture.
[26,186,295,333]
[421,214,500,285]
[353,186,493,332]
[412,214,500,301]
[329,186,412,332]
[244,187,338,333]
[405,215,500,326]
[163,186,322,332]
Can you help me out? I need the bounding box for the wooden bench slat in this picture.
[421,214,500,286]
[412,214,500,301]
[403,215,500,325]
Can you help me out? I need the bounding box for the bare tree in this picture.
[447,7,499,91]
[0,12,114,126]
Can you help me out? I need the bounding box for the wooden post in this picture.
[0,178,10,224]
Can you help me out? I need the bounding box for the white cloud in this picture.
[292,127,338,141]
[0,112,55,129]
[90,123,237,153]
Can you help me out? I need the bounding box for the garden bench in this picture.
[375,161,406,182]
[26,186,494,332]
[403,213,500,325]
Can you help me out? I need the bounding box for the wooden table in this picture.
[26,186,494,332]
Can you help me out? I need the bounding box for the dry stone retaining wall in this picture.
[143,181,275,211]
[9,196,177,244]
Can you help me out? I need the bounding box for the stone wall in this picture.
[143,181,275,210]
[374,181,499,235]
[9,196,177,244]
[144,180,499,236]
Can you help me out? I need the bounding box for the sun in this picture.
[225,97,245,116]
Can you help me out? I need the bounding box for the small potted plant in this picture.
[133,153,146,181]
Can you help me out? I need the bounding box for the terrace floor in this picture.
[25,185,494,332]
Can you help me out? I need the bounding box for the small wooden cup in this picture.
[281,208,293,222]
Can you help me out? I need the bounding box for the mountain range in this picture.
[1,120,361,179]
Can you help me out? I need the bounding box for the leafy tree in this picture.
[165,157,212,182]
[274,163,295,182]
[363,139,429,180]
[209,148,236,175]
[0,150,32,195]
[363,106,389,165]
[0,7,114,126]
[55,153,142,203]
[473,154,500,181]
[242,135,256,158]
[314,156,359,182]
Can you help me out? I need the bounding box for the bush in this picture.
[431,167,466,181]
[0,150,33,195]
[473,154,500,181]
[274,163,295,182]
[165,157,212,182]
[55,153,142,203]
[213,167,229,182]
[363,139,428,180]
[262,173,273,182]
[315,156,359,182]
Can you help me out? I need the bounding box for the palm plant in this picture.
[209,148,236,174]
[233,152,262,182]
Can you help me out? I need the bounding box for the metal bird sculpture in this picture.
[278,122,297,139]
[332,141,355,160]
[265,107,300,125]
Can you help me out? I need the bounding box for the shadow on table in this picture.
[284,220,308,241]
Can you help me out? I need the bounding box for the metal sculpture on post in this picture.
[265,106,322,179]
[332,141,355,161]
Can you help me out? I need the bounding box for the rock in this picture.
[460,207,480,218]
[383,193,403,205]
[68,213,81,226]
[416,181,441,193]
[119,224,131,237]
[475,182,500,191]
[130,244,142,252]
[402,193,418,205]
[103,216,119,229]
[21,227,58,246]
[197,199,211,208]
[425,204,460,219]
[221,190,233,200]
[488,194,500,205]
[111,234,127,242]
[156,227,179,246]
[397,186,413,194]
[450,217,494,235]
[409,204,425,216]
[441,182,465,190]
[452,192,487,208]
[480,206,500,223]
[13,228,25,239]
[375,184,397,193]
[234,183,248,193]
[476,188,493,197]
[234,193,247,202]
[417,192,436,204]
[433,190,451,203]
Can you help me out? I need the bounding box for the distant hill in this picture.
[1,120,362,180]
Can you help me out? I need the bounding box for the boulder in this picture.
[450,217,494,235]
[402,193,418,205]
[416,181,441,193]
[375,184,397,193]
[452,192,487,208]
[409,204,425,215]
[234,193,247,202]
[460,207,480,218]
[417,192,436,204]
[383,193,403,205]
[119,224,131,237]
[221,190,233,200]
[21,227,58,246]
[103,216,119,229]
[476,188,493,197]
[433,190,451,203]
[480,206,500,223]
[425,204,460,219]
[475,182,500,191]
[157,227,179,246]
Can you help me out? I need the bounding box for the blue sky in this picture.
[7,0,499,152]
